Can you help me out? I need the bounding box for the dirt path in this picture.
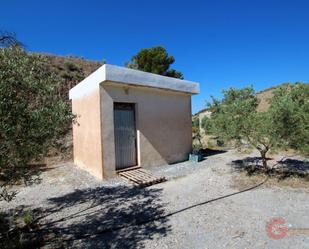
[1,150,308,248]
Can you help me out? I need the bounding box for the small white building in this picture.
[69,64,199,178]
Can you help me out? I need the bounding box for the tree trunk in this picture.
[259,149,268,170]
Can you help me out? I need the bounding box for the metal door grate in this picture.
[114,103,137,170]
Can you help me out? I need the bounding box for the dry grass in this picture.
[42,54,102,102]
[231,171,309,191]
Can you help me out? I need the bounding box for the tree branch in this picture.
[0,31,22,47]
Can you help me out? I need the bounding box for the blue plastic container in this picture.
[189,153,203,162]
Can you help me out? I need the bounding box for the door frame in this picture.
[113,102,138,170]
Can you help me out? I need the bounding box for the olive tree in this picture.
[0,46,75,201]
[269,83,309,155]
[203,87,273,168]
[203,84,308,169]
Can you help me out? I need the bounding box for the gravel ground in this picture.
[1,150,309,248]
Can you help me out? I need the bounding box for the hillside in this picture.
[39,54,102,162]
[41,54,102,101]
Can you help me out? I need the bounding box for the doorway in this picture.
[114,103,137,170]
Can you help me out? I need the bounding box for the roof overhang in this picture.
[69,64,200,99]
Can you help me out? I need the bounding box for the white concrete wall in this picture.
[100,82,192,176]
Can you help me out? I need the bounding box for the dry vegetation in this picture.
[41,54,102,100]
[231,170,309,191]
[39,54,102,162]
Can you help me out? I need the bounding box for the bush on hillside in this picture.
[64,60,80,72]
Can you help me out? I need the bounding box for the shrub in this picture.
[0,46,75,201]
[270,83,309,155]
[23,210,33,226]
[64,60,80,72]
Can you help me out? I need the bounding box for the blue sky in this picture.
[1,0,309,113]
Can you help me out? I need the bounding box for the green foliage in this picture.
[126,46,184,79]
[192,143,203,154]
[0,46,75,201]
[192,117,203,147]
[0,208,42,248]
[204,84,309,168]
[205,86,260,141]
[64,60,80,72]
[269,83,309,155]
[192,118,199,134]
[201,116,213,134]
[23,209,33,226]
[207,140,215,149]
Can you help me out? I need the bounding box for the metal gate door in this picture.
[114,103,137,170]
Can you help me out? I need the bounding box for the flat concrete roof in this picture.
[69,64,200,99]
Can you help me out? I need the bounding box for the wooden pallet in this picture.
[118,168,167,187]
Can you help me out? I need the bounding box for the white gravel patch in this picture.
[1,150,309,248]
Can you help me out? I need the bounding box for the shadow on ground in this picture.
[231,156,309,179]
[1,185,170,249]
[201,148,227,157]
[15,163,60,187]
